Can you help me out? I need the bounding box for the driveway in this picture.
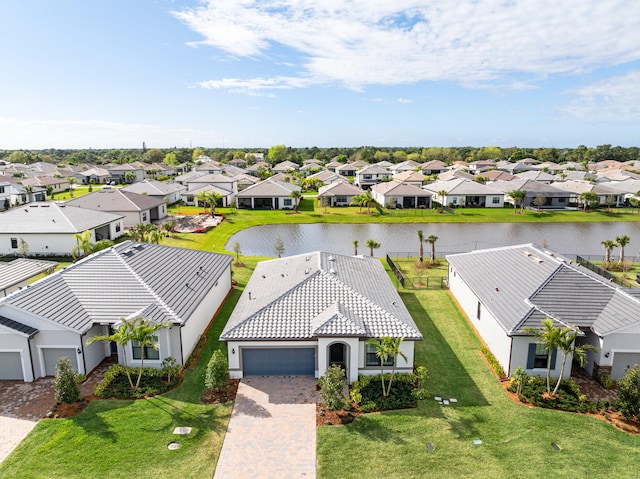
[0,378,55,464]
[214,376,320,479]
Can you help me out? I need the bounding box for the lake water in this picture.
[226,222,640,260]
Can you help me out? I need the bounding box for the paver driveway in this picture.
[214,376,320,479]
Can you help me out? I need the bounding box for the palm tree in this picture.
[524,318,563,395]
[437,190,447,212]
[205,190,223,216]
[417,230,424,262]
[362,190,375,214]
[87,318,138,389]
[367,337,407,397]
[353,239,358,256]
[365,239,380,257]
[149,227,164,245]
[195,191,209,212]
[426,234,438,263]
[129,317,170,389]
[601,239,616,265]
[616,234,630,266]
[23,185,34,203]
[289,189,302,212]
[350,194,364,212]
[579,191,598,211]
[71,230,94,260]
[508,189,526,214]
[552,328,596,396]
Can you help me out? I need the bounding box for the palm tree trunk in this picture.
[552,353,568,396]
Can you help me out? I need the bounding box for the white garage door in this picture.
[43,348,78,376]
[611,352,640,380]
[0,352,23,380]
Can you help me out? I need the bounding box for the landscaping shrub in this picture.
[54,357,81,404]
[510,367,528,395]
[599,374,615,390]
[205,349,229,391]
[507,375,615,414]
[94,364,180,399]
[480,345,506,379]
[616,364,640,421]
[318,364,348,411]
[161,356,183,383]
[412,366,430,400]
[350,373,416,412]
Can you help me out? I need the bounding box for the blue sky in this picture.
[0,0,639,150]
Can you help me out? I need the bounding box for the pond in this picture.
[226,222,640,260]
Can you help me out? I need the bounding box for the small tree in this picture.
[437,190,447,212]
[426,234,438,264]
[367,337,407,397]
[17,237,29,258]
[510,367,528,396]
[205,349,229,391]
[533,194,546,211]
[365,239,380,257]
[54,356,81,404]
[353,239,358,256]
[205,190,223,216]
[524,318,563,395]
[552,328,596,396]
[318,364,348,410]
[508,189,527,213]
[579,191,598,211]
[617,364,640,421]
[290,189,302,212]
[616,234,630,267]
[233,241,242,265]
[275,236,285,258]
[71,230,94,260]
[601,239,616,266]
[417,230,424,262]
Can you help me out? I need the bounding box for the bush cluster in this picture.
[205,350,229,391]
[350,373,417,412]
[54,357,81,404]
[480,345,506,379]
[508,374,615,414]
[318,364,348,411]
[94,364,181,399]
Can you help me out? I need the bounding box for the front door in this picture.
[329,343,345,369]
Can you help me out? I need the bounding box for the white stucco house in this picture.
[0,242,232,381]
[0,202,124,256]
[122,179,186,205]
[447,244,640,381]
[221,252,422,383]
[236,178,301,210]
[0,258,58,297]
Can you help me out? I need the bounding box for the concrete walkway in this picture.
[214,376,320,479]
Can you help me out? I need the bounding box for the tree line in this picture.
[1,144,639,167]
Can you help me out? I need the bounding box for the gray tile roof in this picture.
[66,189,166,212]
[236,178,301,197]
[221,252,422,341]
[0,258,58,292]
[1,241,232,333]
[447,244,640,337]
[122,180,186,196]
[0,202,124,234]
[0,315,38,336]
[318,182,363,197]
[372,180,431,196]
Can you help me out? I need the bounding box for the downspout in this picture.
[507,336,513,377]
[80,336,87,375]
[28,334,36,381]
[178,325,184,365]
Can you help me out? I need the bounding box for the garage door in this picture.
[611,352,640,380]
[242,348,315,376]
[0,352,23,380]
[43,348,78,376]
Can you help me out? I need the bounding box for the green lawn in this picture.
[317,283,640,478]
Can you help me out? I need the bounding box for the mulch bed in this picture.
[201,380,240,404]
[316,404,362,427]
[500,381,640,434]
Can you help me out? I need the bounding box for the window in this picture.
[527,343,556,369]
[142,212,147,221]
[10,238,18,249]
[132,337,159,360]
[364,174,372,179]
[559,197,566,203]
[476,301,481,320]
[336,195,347,203]
[115,223,121,233]
[366,343,395,367]
[283,198,292,206]
[492,197,500,204]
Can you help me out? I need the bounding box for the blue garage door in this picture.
[242,348,315,376]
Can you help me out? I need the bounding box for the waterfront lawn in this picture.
[316,285,640,479]
[0,277,245,479]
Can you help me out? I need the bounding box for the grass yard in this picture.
[316,278,640,479]
[0,280,247,479]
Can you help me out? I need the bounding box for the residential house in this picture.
[122,179,186,205]
[0,202,124,256]
[183,173,238,206]
[423,178,504,208]
[489,179,570,209]
[66,189,167,227]
[516,170,557,184]
[371,180,432,209]
[232,173,261,191]
[325,160,342,172]
[437,169,475,181]
[0,241,232,381]
[75,167,111,185]
[107,164,145,184]
[552,180,624,208]
[335,163,358,177]
[495,160,532,175]
[447,244,640,380]
[181,184,235,208]
[354,164,392,188]
[221,252,422,383]
[195,161,222,174]
[272,161,300,173]
[245,161,271,177]
[467,160,497,175]
[420,160,449,176]
[22,176,70,195]
[0,258,58,297]
[317,182,364,207]
[0,182,45,209]
[393,170,427,187]
[236,178,301,210]
[307,170,348,186]
[482,170,517,182]
[388,160,420,175]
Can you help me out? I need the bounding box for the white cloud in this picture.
[173,0,640,92]
[562,71,640,121]
[396,98,413,104]
[0,117,203,149]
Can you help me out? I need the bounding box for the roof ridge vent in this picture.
[329,267,336,274]
[523,251,532,257]
[328,255,335,261]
